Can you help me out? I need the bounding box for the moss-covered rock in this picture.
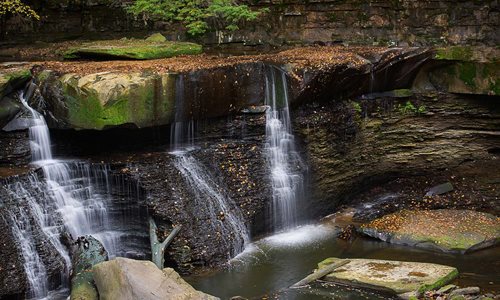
[430,47,499,95]
[360,209,500,253]
[45,71,177,130]
[0,68,31,98]
[317,257,458,295]
[63,39,202,60]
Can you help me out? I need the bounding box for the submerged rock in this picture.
[317,257,458,295]
[92,257,218,300]
[360,209,500,253]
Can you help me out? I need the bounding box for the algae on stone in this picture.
[63,39,202,60]
[58,72,176,129]
[360,209,500,253]
[318,257,458,295]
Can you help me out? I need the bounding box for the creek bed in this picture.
[187,223,500,299]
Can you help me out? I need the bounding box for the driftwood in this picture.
[290,259,351,288]
[149,217,182,269]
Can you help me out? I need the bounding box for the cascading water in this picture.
[264,65,304,231]
[168,73,249,258]
[2,88,148,299]
[173,154,249,255]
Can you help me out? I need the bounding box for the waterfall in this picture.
[264,66,304,231]
[172,153,249,255]
[3,89,147,299]
[169,73,249,257]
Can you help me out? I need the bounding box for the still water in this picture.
[188,222,500,300]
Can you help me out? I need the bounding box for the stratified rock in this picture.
[360,209,500,253]
[70,235,108,300]
[317,257,458,295]
[92,257,218,300]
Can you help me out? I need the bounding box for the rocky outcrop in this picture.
[92,257,218,300]
[295,92,500,219]
[36,63,265,130]
[360,209,500,253]
[0,67,31,128]
[415,47,500,96]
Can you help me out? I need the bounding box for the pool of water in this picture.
[187,222,500,299]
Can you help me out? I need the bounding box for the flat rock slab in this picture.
[64,40,202,60]
[93,257,218,300]
[319,258,458,294]
[360,209,500,253]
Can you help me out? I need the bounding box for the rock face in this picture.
[295,92,500,220]
[422,47,500,96]
[318,258,458,295]
[92,257,218,300]
[360,209,500,253]
[37,63,265,130]
[4,0,498,46]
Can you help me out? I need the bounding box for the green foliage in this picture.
[397,101,426,115]
[0,0,39,20]
[127,0,266,36]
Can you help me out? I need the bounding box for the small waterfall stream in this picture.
[264,66,304,231]
[2,89,147,299]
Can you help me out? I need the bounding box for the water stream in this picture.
[264,65,304,231]
[2,90,148,299]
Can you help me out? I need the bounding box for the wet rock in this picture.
[449,287,481,298]
[92,257,218,300]
[317,257,458,295]
[70,235,108,300]
[360,209,500,253]
[425,182,454,197]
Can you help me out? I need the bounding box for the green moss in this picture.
[64,40,202,60]
[62,73,175,129]
[458,63,477,88]
[0,68,32,97]
[417,268,458,293]
[435,46,474,61]
[392,89,413,98]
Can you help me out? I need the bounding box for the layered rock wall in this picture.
[4,0,498,46]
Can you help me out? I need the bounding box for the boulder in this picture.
[63,40,202,60]
[317,257,458,295]
[146,33,167,43]
[360,209,500,253]
[40,71,176,130]
[92,257,218,300]
[425,182,454,197]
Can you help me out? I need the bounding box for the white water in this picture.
[6,90,139,299]
[171,149,249,257]
[264,66,304,231]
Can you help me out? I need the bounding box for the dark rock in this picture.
[425,182,454,197]
[449,287,481,298]
[70,235,108,300]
